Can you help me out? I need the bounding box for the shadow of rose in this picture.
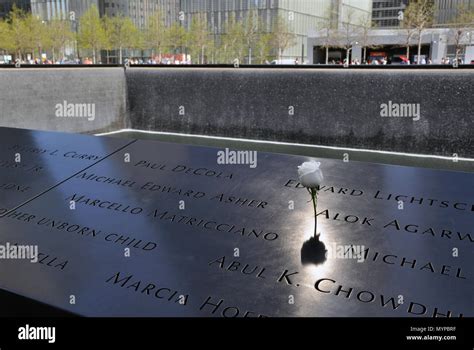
[301,234,327,266]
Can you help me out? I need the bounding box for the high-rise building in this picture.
[372,0,474,28]
[6,0,177,27]
[372,0,409,28]
[100,0,179,27]
[30,0,99,20]
[434,0,474,25]
[99,0,127,17]
[179,0,372,61]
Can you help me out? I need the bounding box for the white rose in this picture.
[297,161,323,188]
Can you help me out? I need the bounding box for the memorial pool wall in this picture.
[0,67,472,157]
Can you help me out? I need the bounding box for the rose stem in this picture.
[311,188,318,238]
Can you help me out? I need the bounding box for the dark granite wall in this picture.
[0,68,127,134]
[0,67,471,157]
[126,68,474,158]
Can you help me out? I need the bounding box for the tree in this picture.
[357,13,374,63]
[47,18,74,62]
[243,9,262,64]
[77,4,106,63]
[7,6,31,61]
[25,14,49,60]
[145,11,166,60]
[318,5,338,64]
[104,15,140,64]
[206,32,218,64]
[338,8,358,63]
[220,14,245,63]
[187,13,211,64]
[0,18,13,54]
[404,0,434,64]
[400,7,417,61]
[270,14,296,61]
[254,32,272,64]
[166,22,187,54]
[449,5,474,63]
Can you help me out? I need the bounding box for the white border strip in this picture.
[96,128,474,162]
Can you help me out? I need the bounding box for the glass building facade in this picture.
[100,0,179,28]
[179,0,372,60]
[372,0,409,28]
[30,0,99,20]
[372,0,474,28]
[434,0,474,25]
[11,0,177,27]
